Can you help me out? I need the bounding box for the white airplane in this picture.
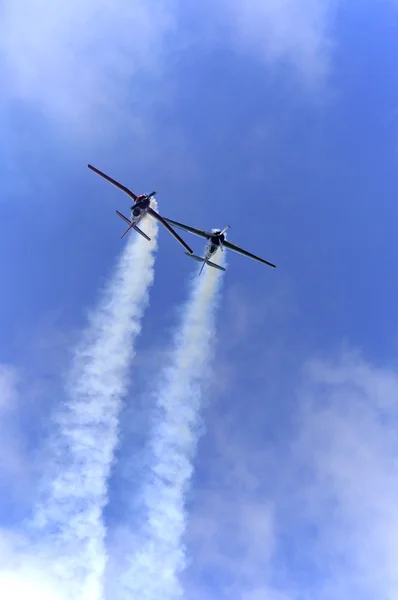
[87,164,193,254]
[163,218,276,275]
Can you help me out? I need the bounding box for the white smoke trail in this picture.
[29,213,158,600]
[119,251,225,600]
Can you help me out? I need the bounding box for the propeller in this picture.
[218,225,230,251]
[212,225,231,236]
[147,190,157,198]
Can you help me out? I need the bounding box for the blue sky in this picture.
[1,0,398,598]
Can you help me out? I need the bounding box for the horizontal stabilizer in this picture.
[207,260,226,272]
[133,224,151,241]
[116,209,131,225]
[116,210,150,241]
[185,252,205,263]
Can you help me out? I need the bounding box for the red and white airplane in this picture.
[87,164,193,254]
[163,218,276,275]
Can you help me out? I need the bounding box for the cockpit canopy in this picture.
[131,206,141,217]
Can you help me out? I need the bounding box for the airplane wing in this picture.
[88,164,138,202]
[147,208,193,254]
[223,240,276,268]
[162,217,213,240]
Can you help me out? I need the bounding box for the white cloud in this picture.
[0,531,66,600]
[0,569,63,600]
[292,351,398,599]
[185,497,276,600]
[0,0,177,135]
[0,0,340,137]
[242,589,291,600]
[184,349,398,600]
[220,0,337,85]
[0,364,18,408]
[0,369,62,598]
[0,364,27,481]
[184,420,277,600]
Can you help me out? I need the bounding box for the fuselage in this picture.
[206,231,225,260]
[129,195,151,224]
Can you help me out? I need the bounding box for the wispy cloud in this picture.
[183,348,398,600]
[0,0,177,135]
[291,351,398,599]
[116,253,225,600]
[182,424,277,600]
[0,364,18,406]
[0,531,65,600]
[219,0,337,86]
[0,0,339,136]
[0,366,65,598]
[0,365,28,485]
[25,217,158,599]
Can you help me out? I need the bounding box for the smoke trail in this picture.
[30,212,158,600]
[119,252,225,600]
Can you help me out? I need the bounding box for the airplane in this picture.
[87,164,193,254]
[163,218,276,275]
